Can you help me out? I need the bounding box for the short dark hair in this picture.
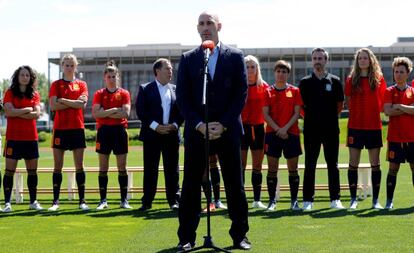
[153,58,171,76]
[311,47,329,60]
[273,60,291,73]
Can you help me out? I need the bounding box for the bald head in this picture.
[198,11,220,23]
[197,11,221,44]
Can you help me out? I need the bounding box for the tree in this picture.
[35,71,49,103]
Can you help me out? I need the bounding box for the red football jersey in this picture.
[49,79,88,130]
[4,89,40,141]
[241,82,269,125]
[264,84,303,135]
[384,85,414,142]
[92,87,130,129]
[345,76,386,130]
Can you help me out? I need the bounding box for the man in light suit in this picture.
[136,58,183,211]
[176,11,251,251]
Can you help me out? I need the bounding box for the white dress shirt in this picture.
[150,80,172,130]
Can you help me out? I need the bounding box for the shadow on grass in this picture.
[155,244,234,253]
[356,206,414,217]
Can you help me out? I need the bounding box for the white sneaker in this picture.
[79,203,90,211]
[267,202,276,211]
[120,200,133,209]
[372,200,383,210]
[385,200,393,210]
[3,203,12,213]
[349,199,358,210]
[29,200,44,211]
[214,200,227,209]
[48,203,59,212]
[330,199,345,209]
[302,201,313,211]
[291,200,301,211]
[96,201,108,210]
[252,201,267,209]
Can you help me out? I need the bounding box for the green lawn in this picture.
[1,119,413,253]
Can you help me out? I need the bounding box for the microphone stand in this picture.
[181,48,231,253]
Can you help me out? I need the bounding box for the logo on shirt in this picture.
[6,148,13,156]
[115,94,122,100]
[73,84,80,91]
[286,91,292,98]
[325,83,332,91]
[406,89,412,99]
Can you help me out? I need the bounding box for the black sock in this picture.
[3,170,14,203]
[348,167,358,199]
[202,179,212,203]
[371,169,382,202]
[76,170,86,204]
[210,167,221,202]
[252,171,262,201]
[27,170,38,204]
[386,171,397,201]
[98,172,108,202]
[267,175,277,203]
[118,171,128,202]
[288,171,300,202]
[52,172,62,203]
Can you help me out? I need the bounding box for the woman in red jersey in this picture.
[48,54,89,211]
[92,60,131,210]
[345,48,386,210]
[2,66,43,212]
[263,60,303,211]
[383,57,414,209]
[242,55,269,209]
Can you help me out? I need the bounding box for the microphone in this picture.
[202,40,215,63]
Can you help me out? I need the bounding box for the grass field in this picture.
[1,119,414,252]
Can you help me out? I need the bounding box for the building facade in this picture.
[48,38,414,122]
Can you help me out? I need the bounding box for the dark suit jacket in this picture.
[136,80,183,142]
[176,43,248,139]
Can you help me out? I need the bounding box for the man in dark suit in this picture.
[176,11,251,251]
[136,58,183,211]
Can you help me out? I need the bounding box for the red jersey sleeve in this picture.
[122,90,131,105]
[80,81,88,98]
[264,88,271,107]
[34,92,41,105]
[49,81,58,98]
[92,89,102,106]
[378,76,387,110]
[294,88,303,106]
[384,87,393,104]
[3,89,13,104]
[344,77,352,97]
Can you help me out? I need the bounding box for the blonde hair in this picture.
[349,48,382,91]
[244,55,264,87]
[61,53,79,66]
[392,57,413,73]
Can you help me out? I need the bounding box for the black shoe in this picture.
[233,237,251,250]
[138,204,151,211]
[177,242,195,251]
[170,203,179,211]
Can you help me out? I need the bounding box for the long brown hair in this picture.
[349,48,382,91]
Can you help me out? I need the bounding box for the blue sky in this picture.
[1,0,413,80]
